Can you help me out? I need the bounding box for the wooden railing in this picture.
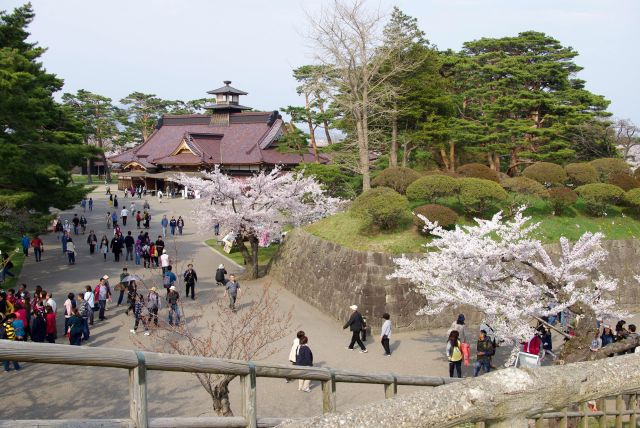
[0,341,458,428]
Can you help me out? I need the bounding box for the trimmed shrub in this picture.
[350,187,412,231]
[457,163,499,182]
[589,158,630,181]
[522,162,567,185]
[501,177,550,199]
[548,187,578,215]
[413,204,459,234]
[457,178,508,215]
[371,167,421,194]
[565,163,598,186]
[575,183,625,216]
[406,175,459,202]
[608,173,640,191]
[625,188,640,207]
[423,170,459,178]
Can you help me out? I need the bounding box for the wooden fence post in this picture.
[322,369,336,414]
[615,394,624,428]
[630,393,637,428]
[578,402,588,428]
[559,407,568,428]
[242,362,257,428]
[597,397,607,428]
[384,375,397,399]
[129,351,148,428]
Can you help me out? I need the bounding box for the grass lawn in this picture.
[0,241,25,290]
[72,174,118,185]
[306,197,640,254]
[205,239,280,266]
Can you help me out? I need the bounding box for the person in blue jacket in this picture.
[295,336,313,392]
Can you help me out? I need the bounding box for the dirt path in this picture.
[0,185,528,420]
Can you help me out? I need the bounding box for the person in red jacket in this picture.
[522,333,542,356]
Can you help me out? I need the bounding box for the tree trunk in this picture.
[488,152,496,170]
[235,234,260,280]
[317,100,333,145]
[389,110,398,168]
[305,92,320,163]
[86,157,93,184]
[507,149,519,176]
[250,235,259,279]
[356,118,370,191]
[556,305,597,365]
[211,377,234,416]
[440,148,450,171]
[402,142,413,168]
[448,141,456,172]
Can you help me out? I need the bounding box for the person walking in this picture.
[99,235,109,261]
[136,211,142,229]
[66,238,76,265]
[30,311,46,342]
[21,234,29,257]
[117,267,129,306]
[113,194,119,208]
[147,287,160,327]
[155,236,165,264]
[106,212,112,229]
[79,215,87,234]
[473,329,494,377]
[45,306,56,343]
[31,235,43,262]
[167,286,180,326]
[87,230,97,255]
[160,215,169,238]
[447,330,463,378]
[160,249,170,274]
[121,207,129,226]
[111,211,118,228]
[80,198,86,212]
[63,293,75,333]
[163,266,177,297]
[449,314,467,344]
[380,313,392,357]
[76,293,90,341]
[134,237,142,265]
[96,276,110,321]
[285,330,306,383]
[72,214,80,235]
[2,313,21,371]
[110,233,123,262]
[343,305,367,353]
[169,217,177,235]
[183,264,198,300]
[224,275,241,312]
[124,231,135,261]
[295,336,313,392]
[88,197,93,211]
[84,285,95,326]
[215,264,227,286]
[130,293,150,335]
[177,216,184,235]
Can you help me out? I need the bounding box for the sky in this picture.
[4,0,639,123]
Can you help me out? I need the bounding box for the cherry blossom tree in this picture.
[389,208,621,363]
[178,166,343,278]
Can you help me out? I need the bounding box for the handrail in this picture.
[0,341,457,428]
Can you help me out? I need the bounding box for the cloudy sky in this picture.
[4,0,639,123]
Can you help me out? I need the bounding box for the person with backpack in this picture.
[343,304,367,353]
[76,293,90,341]
[295,336,313,392]
[68,309,84,346]
[473,329,495,376]
[163,266,177,297]
[183,264,198,300]
[446,330,463,378]
[147,287,160,327]
[2,313,21,371]
[215,264,227,286]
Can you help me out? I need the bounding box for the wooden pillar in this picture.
[578,402,588,428]
[241,362,257,428]
[384,375,397,399]
[129,351,148,428]
[559,407,568,428]
[615,394,624,428]
[322,369,336,414]
[630,393,637,428]
[597,398,607,428]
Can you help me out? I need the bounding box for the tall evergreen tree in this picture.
[117,92,172,144]
[0,4,94,212]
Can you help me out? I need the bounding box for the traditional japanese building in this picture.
[110,81,326,191]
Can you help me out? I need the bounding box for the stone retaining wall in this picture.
[269,229,640,331]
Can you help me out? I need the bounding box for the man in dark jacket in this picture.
[343,304,368,353]
[473,329,495,376]
[183,264,198,300]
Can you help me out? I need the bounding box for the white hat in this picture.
[169,285,176,291]
[102,275,109,280]
[349,304,358,311]
[163,249,167,254]
[218,264,225,269]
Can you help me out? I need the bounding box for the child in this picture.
[130,293,150,336]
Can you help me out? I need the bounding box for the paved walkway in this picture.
[2,185,513,420]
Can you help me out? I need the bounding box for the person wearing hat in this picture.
[167,285,180,326]
[215,264,227,286]
[343,305,367,353]
[380,313,392,356]
[147,287,160,327]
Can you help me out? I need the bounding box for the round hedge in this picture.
[575,183,625,216]
[501,177,549,198]
[522,162,567,185]
[457,177,508,215]
[589,158,629,181]
[608,173,640,191]
[413,204,459,234]
[625,188,640,207]
[456,163,499,182]
[548,187,578,214]
[350,187,412,231]
[565,163,598,186]
[406,175,459,202]
[423,170,459,178]
[371,167,421,194]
